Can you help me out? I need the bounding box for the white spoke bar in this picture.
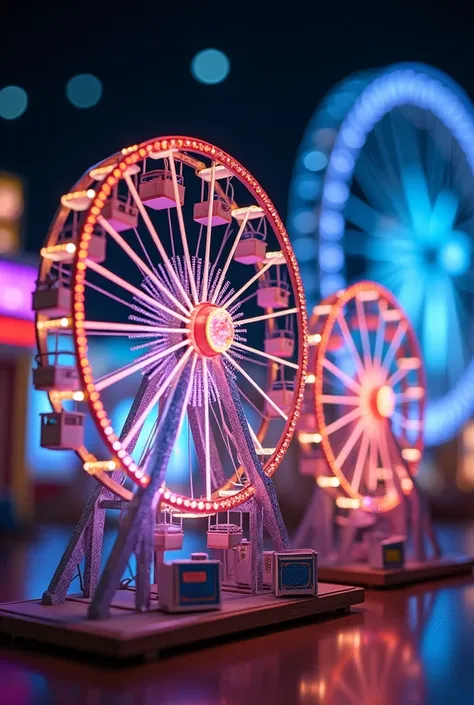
[125,173,194,311]
[351,428,370,493]
[222,260,274,311]
[337,312,365,382]
[320,394,361,406]
[335,417,365,469]
[201,162,216,303]
[122,345,194,449]
[231,341,299,370]
[168,154,199,305]
[98,215,190,317]
[385,366,410,388]
[381,322,408,374]
[96,339,190,392]
[235,308,298,326]
[356,297,372,369]
[324,406,362,435]
[202,357,211,500]
[222,351,288,421]
[175,353,198,442]
[211,210,251,304]
[323,358,362,395]
[84,321,188,334]
[85,258,190,324]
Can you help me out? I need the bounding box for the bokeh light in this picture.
[66,74,103,109]
[191,49,230,85]
[0,86,28,120]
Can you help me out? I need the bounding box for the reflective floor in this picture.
[1,523,474,705]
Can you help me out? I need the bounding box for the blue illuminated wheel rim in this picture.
[288,63,474,445]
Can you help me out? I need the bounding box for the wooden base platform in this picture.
[0,582,364,661]
[318,555,474,588]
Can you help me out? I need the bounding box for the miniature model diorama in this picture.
[295,280,474,586]
[0,136,363,659]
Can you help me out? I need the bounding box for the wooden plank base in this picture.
[318,555,474,588]
[0,582,364,661]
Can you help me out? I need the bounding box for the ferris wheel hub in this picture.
[373,385,396,419]
[190,303,234,357]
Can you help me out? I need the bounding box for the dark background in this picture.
[1,0,473,254]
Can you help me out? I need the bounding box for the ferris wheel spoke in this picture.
[222,351,288,421]
[201,358,212,501]
[97,215,191,317]
[381,321,408,374]
[377,422,396,494]
[385,366,410,388]
[372,309,386,371]
[336,313,365,382]
[200,162,216,303]
[391,410,422,432]
[356,297,372,369]
[211,210,251,304]
[85,258,190,325]
[168,154,199,305]
[320,394,360,406]
[231,341,299,370]
[234,308,298,327]
[334,417,365,469]
[121,345,194,449]
[390,112,431,232]
[83,321,188,335]
[350,427,371,493]
[125,173,194,311]
[222,259,276,311]
[367,430,379,493]
[395,387,425,403]
[95,339,190,392]
[323,358,362,395]
[324,406,362,436]
[174,353,198,442]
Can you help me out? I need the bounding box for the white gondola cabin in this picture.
[33,364,80,392]
[193,196,232,226]
[32,279,71,317]
[101,195,138,232]
[266,380,294,417]
[40,229,106,264]
[139,170,185,210]
[257,278,290,310]
[235,231,267,265]
[154,522,184,551]
[264,329,295,358]
[40,411,85,450]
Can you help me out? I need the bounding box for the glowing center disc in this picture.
[191,303,234,357]
[374,385,396,418]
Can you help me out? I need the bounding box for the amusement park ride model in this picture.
[0,136,362,660]
[295,281,474,586]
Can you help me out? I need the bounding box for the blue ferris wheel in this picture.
[288,63,474,446]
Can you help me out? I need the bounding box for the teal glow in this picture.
[303,150,327,172]
[191,49,230,85]
[0,86,28,119]
[66,74,102,109]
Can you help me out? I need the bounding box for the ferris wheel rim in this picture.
[67,135,308,514]
[289,62,474,446]
[313,280,425,513]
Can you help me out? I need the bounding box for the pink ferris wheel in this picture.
[33,136,308,515]
[300,281,426,514]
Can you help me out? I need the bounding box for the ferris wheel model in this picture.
[288,62,474,446]
[295,281,439,564]
[32,135,308,615]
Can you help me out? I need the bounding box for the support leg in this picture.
[88,362,192,619]
[212,358,290,551]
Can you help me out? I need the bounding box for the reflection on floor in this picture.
[0,522,474,705]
